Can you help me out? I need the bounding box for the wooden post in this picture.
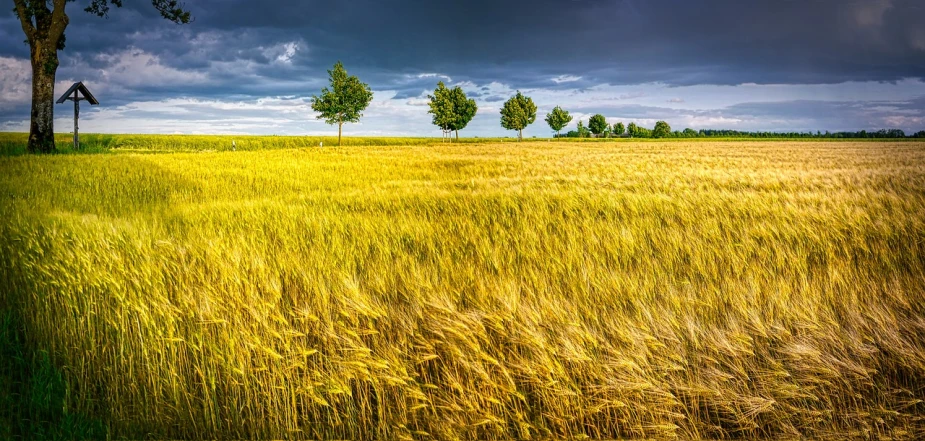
[73,89,79,150]
[56,83,99,150]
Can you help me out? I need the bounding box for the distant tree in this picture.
[311,61,373,145]
[447,86,478,141]
[588,114,608,137]
[545,106,572,138]
[576,119,590,138]
[428,81,454,141]
[13,0,191,153]
[628,123,651,138]
[653,121,671,138]
[682,128,698,137]
[613,122,625,137]
[500,91,537,141]
[428,82,478,141]
[914,130,925,138]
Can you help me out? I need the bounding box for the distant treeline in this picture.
[561,124,925,139]
[664,128,921,139]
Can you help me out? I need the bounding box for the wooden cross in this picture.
[56,82,99,150]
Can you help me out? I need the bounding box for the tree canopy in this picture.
[427,82,454,138]
[427,82,478,141]
[84,0,191,23]
[613,122,625,136]
[13,0,191,153]
[653,121,672,138]
[310,61,373,145]
[575,119,590,138]
[448,87,478,135]
[544,106,572,138]
[588,114,608,136]
[500,92,537,141]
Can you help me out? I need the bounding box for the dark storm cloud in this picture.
[2,0,925,135]
[5,0,925,87]
[174,0,925,85]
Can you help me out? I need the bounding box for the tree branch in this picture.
[12,0,35,42]
[48,0,70,46]
[151,0,192,24]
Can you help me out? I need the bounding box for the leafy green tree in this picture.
[447,86,477,141]
[682,128,698,137]
[427,82,454,141]
[653,120,671,138]
[544,106,572,138]
[627,122,652,138]
[613,122,625,137]
[500,91,537,141]
[576,119,590,138]
[428,82,478,141]
[311,61,374,145]
[588,114,608,137]
[13,0,191,153]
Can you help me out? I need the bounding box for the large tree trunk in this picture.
[28,46,58,154]
[338,122,343,146]
[518,129,523,141]
[455,129,459,142]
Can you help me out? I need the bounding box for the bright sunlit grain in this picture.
[1,139,924,439]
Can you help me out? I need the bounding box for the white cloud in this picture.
[3,70,924,137]
[910,29,925,51]
[263,41,301,64]
[0,56,90,109]
[551,74,582,84]
[43,96,320,135]
[683,116,745,128]
[0,57,31,109]
[883,115,925,127]
[405,96,431,107]
[415,73,453,83]
[95,47,208,88]
[852,0,893,28]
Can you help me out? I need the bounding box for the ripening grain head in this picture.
[1,140,924,439]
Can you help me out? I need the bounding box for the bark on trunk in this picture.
[518,129,523,141]
[338,122,343,146]
[455,130,459,142]
[29,49,58,154]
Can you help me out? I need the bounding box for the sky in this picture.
[1,0,925,137]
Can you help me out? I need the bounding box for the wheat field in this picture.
[1,139,924,439]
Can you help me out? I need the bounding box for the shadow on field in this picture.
[0,312,107,440]
[0,154,203,439]
[1,154,203,219]
[0,134,121,157]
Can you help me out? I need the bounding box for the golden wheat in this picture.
[1,140,924,439]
